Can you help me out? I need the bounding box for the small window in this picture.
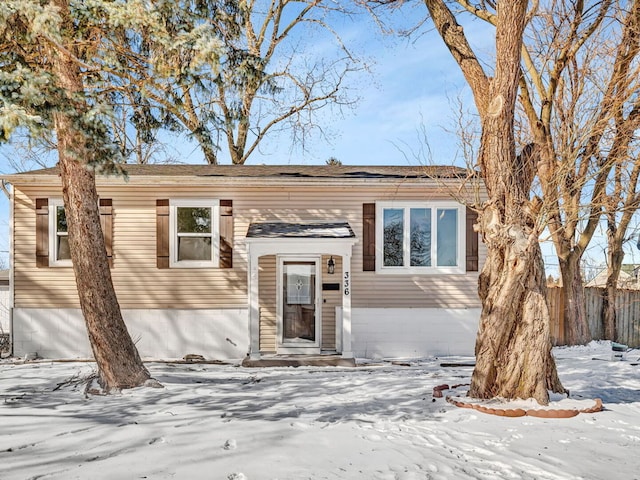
[49,199,72,267]
[170,199,219,268]
[376,202,464,274]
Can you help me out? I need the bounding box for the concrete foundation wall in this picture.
[12,306,478,360]
[12,308,249,360]
[350,307,480,359]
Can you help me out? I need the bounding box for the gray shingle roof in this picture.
[11,164,468,179]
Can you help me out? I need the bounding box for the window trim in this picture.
[169,199,220,268]
[48,198,72,267]
[375,201,466,275]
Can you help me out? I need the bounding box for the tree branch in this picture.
[424,0,490,117]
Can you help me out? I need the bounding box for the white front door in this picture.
[278,257,321,353]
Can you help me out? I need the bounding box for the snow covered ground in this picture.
[1,341,639,480]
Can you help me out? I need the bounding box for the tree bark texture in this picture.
[602,224,625,341]
[602,282,619,342]
[424,0,566,404]
[50,0,150,391]
[558,254,591,345]
[471,229,565,402]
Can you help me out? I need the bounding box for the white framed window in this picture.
[169,199,220,268]
[48,198,72,267]
[375,201,465,274]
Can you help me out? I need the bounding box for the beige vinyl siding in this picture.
[13,186,248,309]
[13,180,484,311]
[321,254,340,350]
[258,255,277,353]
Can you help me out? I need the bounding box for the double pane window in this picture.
[170,200,219,267]
[177,207,212,261]
[48,199,72,267]
[379,202,462,273]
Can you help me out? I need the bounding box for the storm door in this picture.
[279,258,321,352]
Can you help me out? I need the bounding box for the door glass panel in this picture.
[282,261,316,343]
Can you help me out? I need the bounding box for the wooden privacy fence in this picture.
[547,286,640,347]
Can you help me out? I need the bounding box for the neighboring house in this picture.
[585,268,640,290]
[2,165,485,360]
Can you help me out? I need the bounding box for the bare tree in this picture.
[0,134,56,172]
[108,88,168,165]
[602,94,640,340]
[113,0,364,165]
[457,0,640,345]
[521,0,639,345]
[416,0,566,403]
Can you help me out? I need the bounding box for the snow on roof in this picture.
[246,222,355,239]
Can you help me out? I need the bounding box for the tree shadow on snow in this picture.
[0,363,452,426]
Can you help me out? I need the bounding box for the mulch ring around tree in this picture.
[433,384,603,418]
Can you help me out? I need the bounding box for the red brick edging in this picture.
[433,384,603,418]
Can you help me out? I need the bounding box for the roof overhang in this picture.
[245,222,358,257]
[0,164,476,189]
[246,222,355,239]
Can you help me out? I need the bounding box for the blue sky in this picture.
[0,5,625,272]
[147,7,488,168]
[257,8,489,167]
[0,5,499,271]
[0,7,543,267]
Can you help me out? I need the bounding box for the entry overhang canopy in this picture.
[245,222,357,256]
[247,222,355,239]
[245,221,357,359]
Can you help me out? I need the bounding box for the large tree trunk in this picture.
[51,0,151,391]
[470,217,565,402]
[602,283,618,342]
[434,0,566,404]
[602,222,625,341]
[558,254,591,345]
[57,154,151,391]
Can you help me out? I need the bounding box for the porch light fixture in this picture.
[327,256,335,275]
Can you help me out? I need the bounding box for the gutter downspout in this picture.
[1,181,13,357]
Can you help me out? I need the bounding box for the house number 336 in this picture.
[344,271,350,296]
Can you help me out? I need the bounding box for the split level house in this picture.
[2,165,485,361]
